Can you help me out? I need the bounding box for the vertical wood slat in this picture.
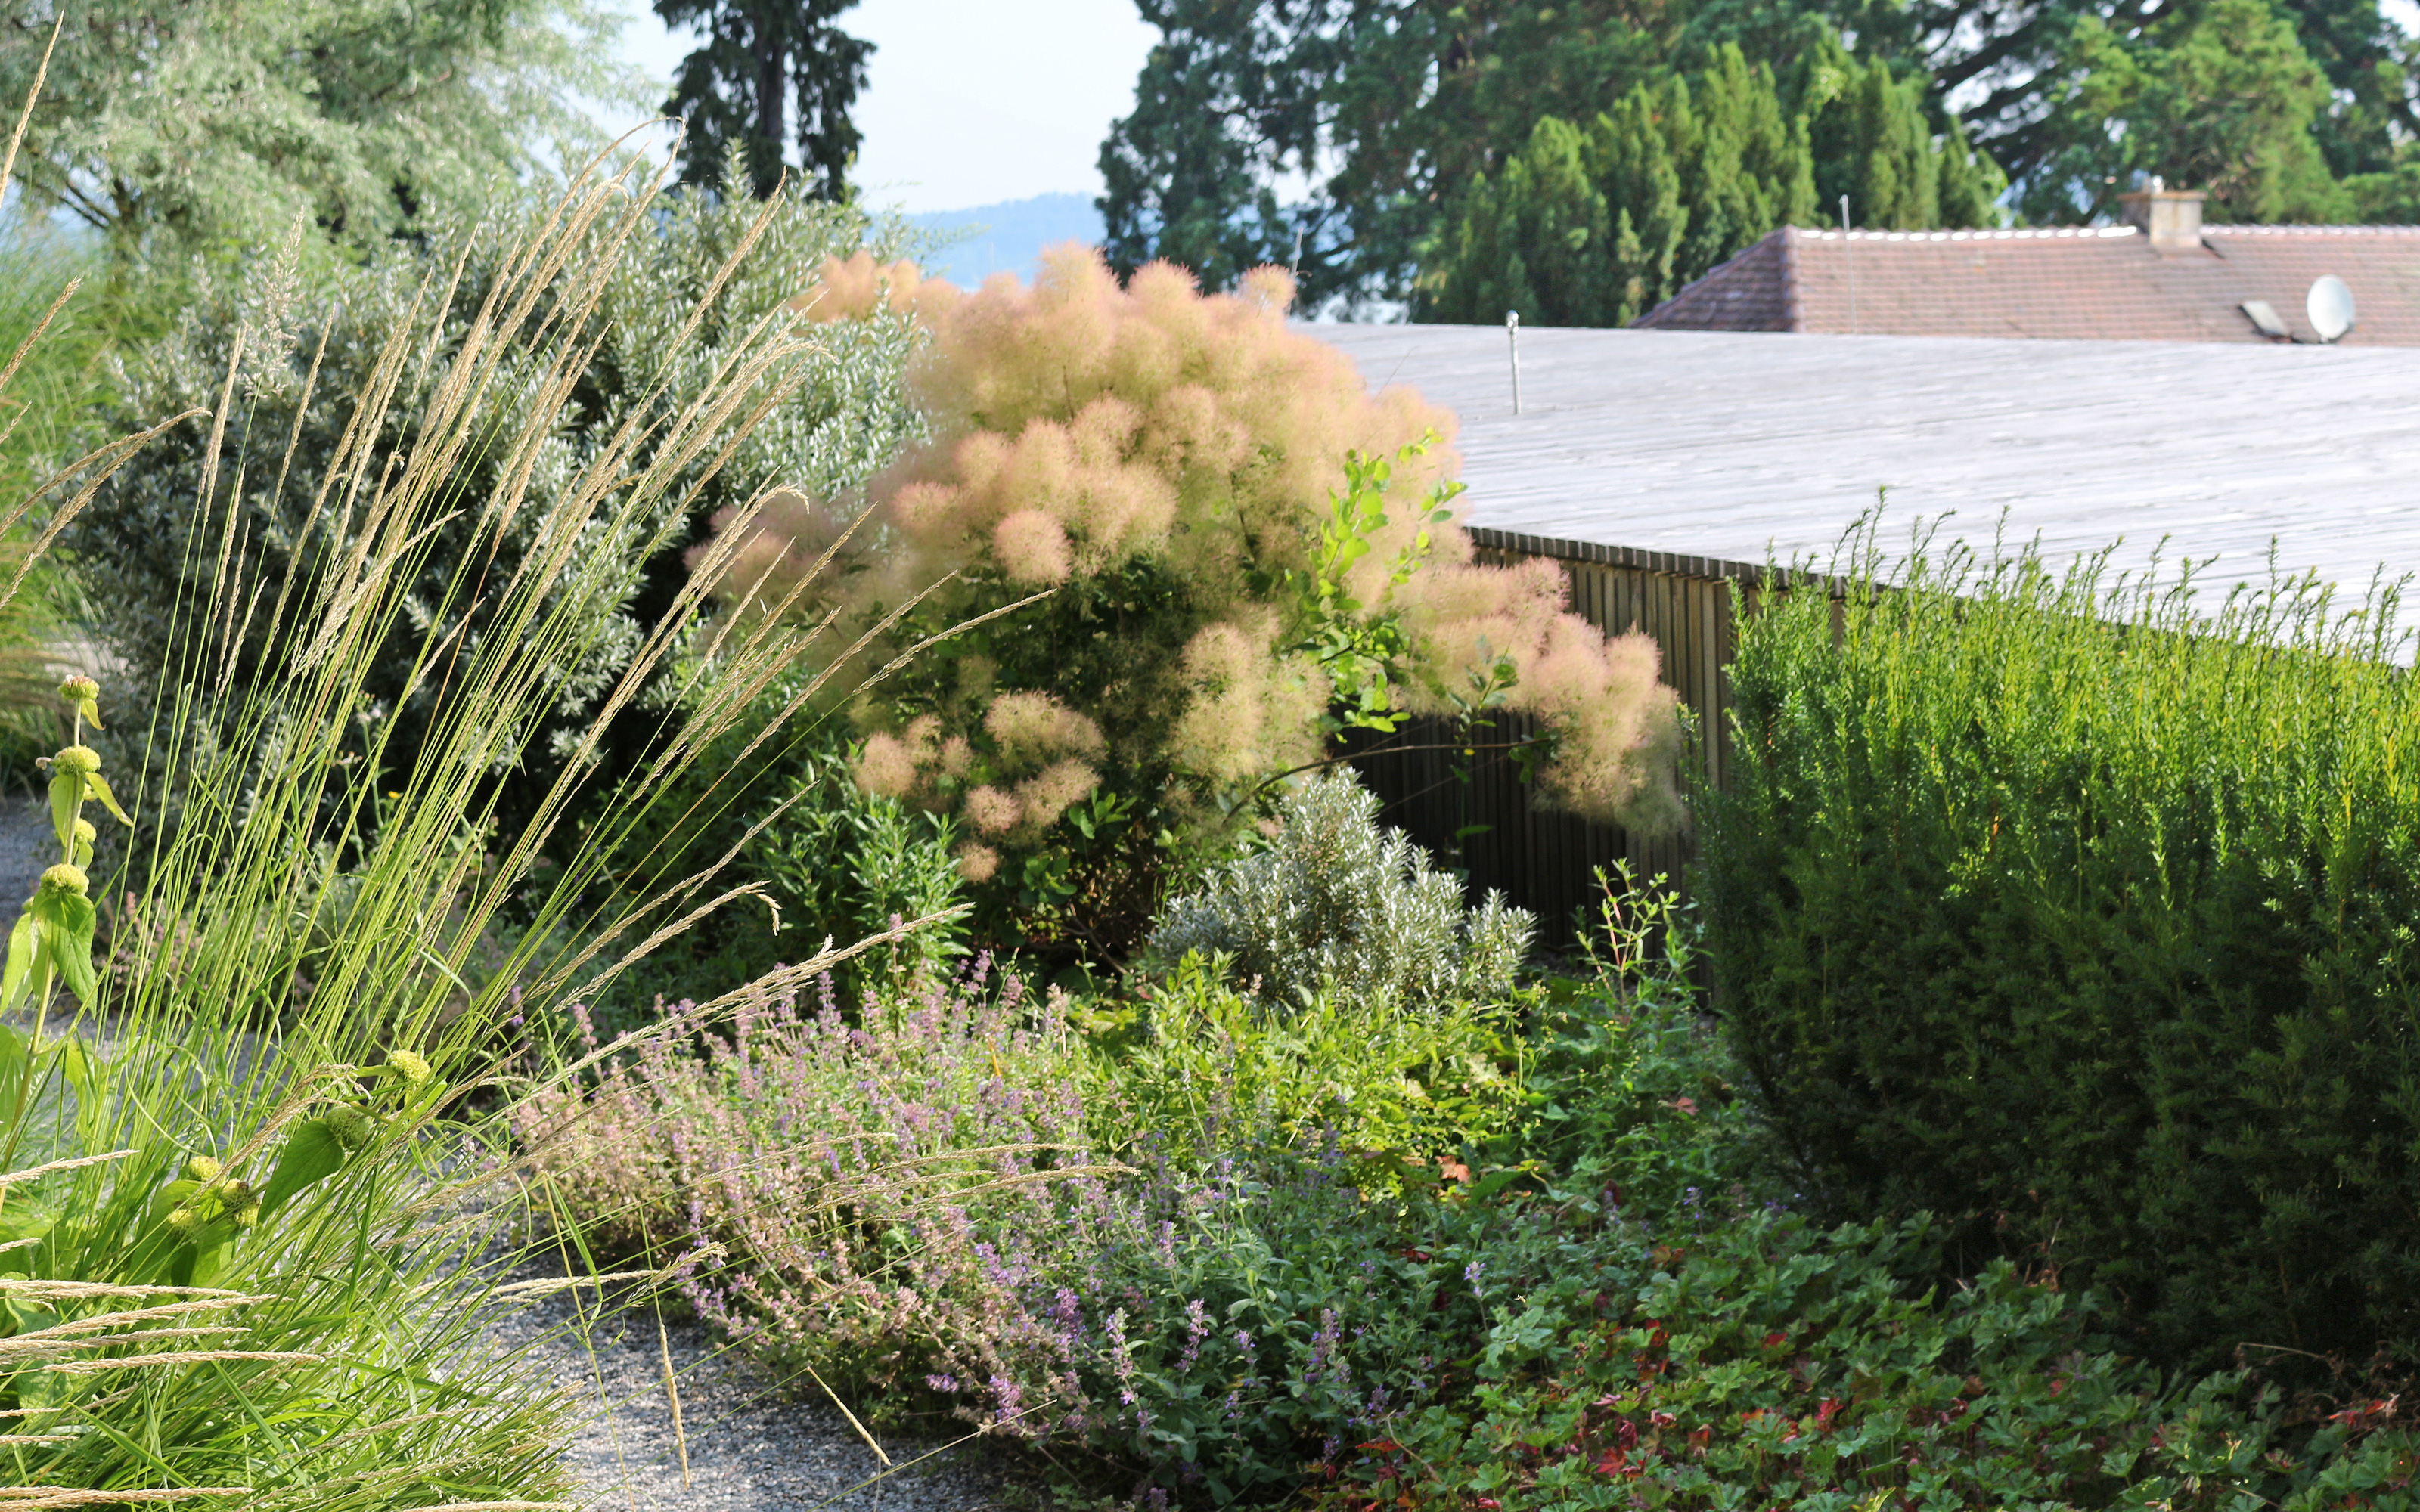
[1347,529,1776,948]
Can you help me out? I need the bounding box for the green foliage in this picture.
[1149,771,1534,1012]
[1337,1213,2420,1510]
[1705,527,2420,1370]
[0,0,635,260]
[81,178,924,857]
[1091,951,1525,1170]
[585,715,968,1026]
[2024,0,2347,224]
[657,0,872,200]
[1428,45,1999,327]
[1801,45,2006,230]
[0,135,930,1498]
[1103,0,2420,304]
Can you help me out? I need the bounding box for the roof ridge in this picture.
[1798,227,2139,242]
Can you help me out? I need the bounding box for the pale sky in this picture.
[600,0,1159,214]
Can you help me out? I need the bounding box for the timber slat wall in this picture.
[1347,528,1773,947]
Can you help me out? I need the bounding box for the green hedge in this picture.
[1705,538,2420,1369]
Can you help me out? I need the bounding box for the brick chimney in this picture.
[2118,178,2206,254]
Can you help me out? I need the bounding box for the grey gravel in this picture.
[488,1277,1017,1512]
[0,789,53,905]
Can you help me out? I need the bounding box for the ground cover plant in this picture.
[520,770,2420,1507]
[1705,530,2420,1371]
[0,55,971,1496]
[702,246,1684,956]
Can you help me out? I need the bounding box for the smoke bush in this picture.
[696,246,1683,951]
[1149,770,1534,1010]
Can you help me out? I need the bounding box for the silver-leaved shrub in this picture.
[1148,770,1533,1010]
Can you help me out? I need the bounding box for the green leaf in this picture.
[259,1118,347,1219]
[83,772,130,828]
[0,913,33,1016]
[31,891,95,1005]
[70,696,99,733]
[44,771,76,851]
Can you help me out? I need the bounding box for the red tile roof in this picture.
[1634,224,2420,344]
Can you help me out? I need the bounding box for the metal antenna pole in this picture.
[1840,194,1857,335]
[1506,308,1522,414]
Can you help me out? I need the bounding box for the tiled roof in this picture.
[1634,224,2420,344]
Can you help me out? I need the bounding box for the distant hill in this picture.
[908,192,1104,287]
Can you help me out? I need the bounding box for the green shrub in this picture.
[581,717,968,1028]
[1150,770,1534,1010]
[80,178,926,847]
[1705,532,2420,1369]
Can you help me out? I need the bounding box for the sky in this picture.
[599,0,1159,215]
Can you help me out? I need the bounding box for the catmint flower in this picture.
[1464,1259,1486,1295]
[37,864,85,898]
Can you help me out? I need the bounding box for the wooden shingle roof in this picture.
[1302,321,2420,594]
[1634,224,2420,344]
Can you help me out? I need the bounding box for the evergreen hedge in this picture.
[1705,536,2420,1369]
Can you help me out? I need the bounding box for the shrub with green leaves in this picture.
[1705,531,2420,1370]
[1149,770,1534,1010]
[81,179,926,847]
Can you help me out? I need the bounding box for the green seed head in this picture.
[233,1201,260,1228]
[57,675,97,703]
[165,1207,199,1235]
[324,1106,375,1150]
[38,864,87,899]
[385,1050,432,1087]
[217,1179,253,1209]
[51,745,98,776]
[185,1155,222,1183]
[71,818,94,845]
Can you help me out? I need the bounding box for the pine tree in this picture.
[656,0,873,200]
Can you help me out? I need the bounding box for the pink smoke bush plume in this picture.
[693,245,1684,887]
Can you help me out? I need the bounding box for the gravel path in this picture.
[0,789,53,905]
[489,1276,1016,1512]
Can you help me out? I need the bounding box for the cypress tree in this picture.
[1673,47,1816,284]
[1431,117,1612,325]
[1418,36,1999,327]
[1587,90,1688,319]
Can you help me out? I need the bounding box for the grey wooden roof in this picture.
[1305,321,2420,595]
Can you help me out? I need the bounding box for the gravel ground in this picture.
[0,789,53,904]
[488,1277,1016,1512]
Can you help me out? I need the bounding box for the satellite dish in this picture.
[2307,275,2356,344]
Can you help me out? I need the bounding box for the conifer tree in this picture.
[1804,51,2002,228]
[1589,89,1689,319]
[1429,118,1613,326]
[656,0,871,199]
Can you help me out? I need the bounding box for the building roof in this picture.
[1633,224,2420,345]
[1301,320,2420,596]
